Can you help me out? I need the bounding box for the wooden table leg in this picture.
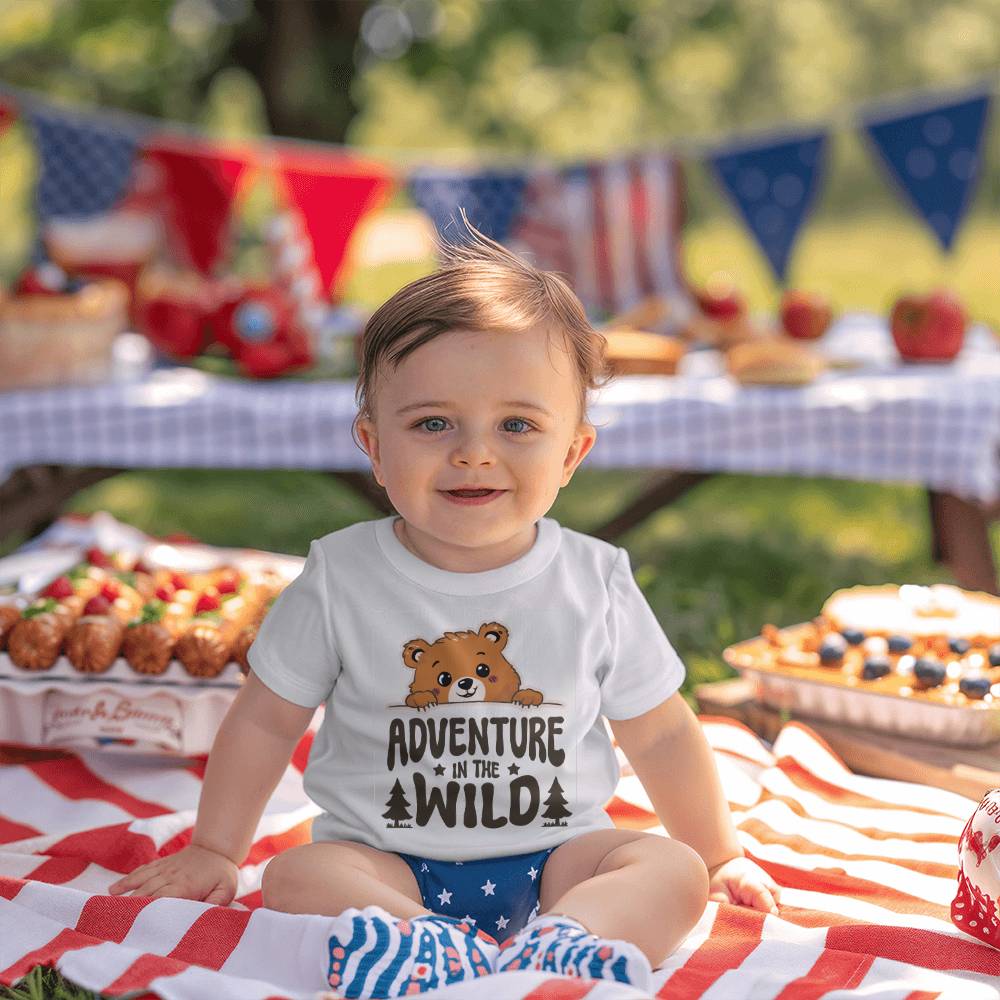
[591,471,712,541]
[928,490,999,595]
[0,465,123,546]
[329,471,395,515]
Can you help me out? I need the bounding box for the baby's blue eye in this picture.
[503,418,532,434]
[413,417,535,435]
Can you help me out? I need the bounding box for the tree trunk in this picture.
[226,0,366,143]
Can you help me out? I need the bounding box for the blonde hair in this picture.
[351,215,614,451]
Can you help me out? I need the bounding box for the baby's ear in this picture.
[355,417,384,485]
[561,421,597,486]
[402,639,430,669]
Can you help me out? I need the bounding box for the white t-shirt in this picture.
[247,514,685,861]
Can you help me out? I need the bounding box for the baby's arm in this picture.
[609,692,781,913]
[108,671,315,903]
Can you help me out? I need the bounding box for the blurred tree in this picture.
[343,0,1000,224]
[0,0,364,142]
[0,0,997,225]
[227,0,365,142]
[347,0,1000,159]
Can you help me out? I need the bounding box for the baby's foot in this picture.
[325,906,498,998]
[495,913,653,991]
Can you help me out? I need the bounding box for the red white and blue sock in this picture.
[325,906,499,998]
[495,913,653,991]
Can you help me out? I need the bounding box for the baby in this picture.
[109,222,780,997]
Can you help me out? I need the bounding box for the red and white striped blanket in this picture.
[0,717,995,999]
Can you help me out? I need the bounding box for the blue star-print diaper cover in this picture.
[399,847,555,942]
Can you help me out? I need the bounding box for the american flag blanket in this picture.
[0,718,994,999]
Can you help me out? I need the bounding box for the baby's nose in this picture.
[457,677,475,691]
[452,431,495,465]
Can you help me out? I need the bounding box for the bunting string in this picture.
[0,72,997,311]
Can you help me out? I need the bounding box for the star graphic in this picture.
[433,764,446,776]
[480,879,496,896]
[495,915,509,931]
[508,763,520,775]
[463,914,476,924]
[437,888,453,906]
[527,866,539,881]
[420,863,429,873]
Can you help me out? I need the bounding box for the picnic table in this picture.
[1,312,998,591]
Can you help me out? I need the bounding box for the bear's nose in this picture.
[457,677,475,691]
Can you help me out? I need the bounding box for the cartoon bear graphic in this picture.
[402,622,543,710]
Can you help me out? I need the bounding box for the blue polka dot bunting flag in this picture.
[707,131,828,284]
[25,102,146,223]
[862,90,992,252]
[408,168,529,244]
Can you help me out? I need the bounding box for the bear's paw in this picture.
[513,688,544,707]
[406,690,439,710]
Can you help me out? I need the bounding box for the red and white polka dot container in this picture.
[953,788,1000,947]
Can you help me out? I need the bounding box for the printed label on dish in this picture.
[42,688,183,750]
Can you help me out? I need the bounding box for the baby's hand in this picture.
[707,855,781,915]
[107,843,239,905]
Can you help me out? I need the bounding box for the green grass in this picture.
[0,967,102,1000]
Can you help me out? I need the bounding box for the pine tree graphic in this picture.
[541,777,571,826]
[383,779,413,828]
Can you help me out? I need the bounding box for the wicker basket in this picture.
[0,280,129,389]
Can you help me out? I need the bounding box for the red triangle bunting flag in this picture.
[0,97,16,139]
[275,147,395,299]
[144,135,253,274]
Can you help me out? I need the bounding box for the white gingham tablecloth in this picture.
[2,314,999,503]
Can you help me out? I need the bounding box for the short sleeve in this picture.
[600,547,686,720]
[246,539,341,708]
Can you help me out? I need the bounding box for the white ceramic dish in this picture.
[736,665,1000,747]
[724,628,1000,748]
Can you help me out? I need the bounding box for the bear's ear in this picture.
[478,622,508,650]
[402,639,430,670]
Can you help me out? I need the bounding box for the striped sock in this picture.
[494,914,653,991]
[325,906,499,998]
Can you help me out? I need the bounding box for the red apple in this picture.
[134,294,209,359]
[134,270,218,360]
[694,273,746,321]
[780,290,833,340]
[890,290,967,362]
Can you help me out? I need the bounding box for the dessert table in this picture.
[1,313,998,590]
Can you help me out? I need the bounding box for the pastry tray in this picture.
[0,673,239,756]
[723,627,1000,748]
[0,651,243,688]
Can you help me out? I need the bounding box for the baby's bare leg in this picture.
[538,829,709,967]
[261,839,429,918]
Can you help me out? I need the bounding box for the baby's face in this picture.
[356,323,596,570]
